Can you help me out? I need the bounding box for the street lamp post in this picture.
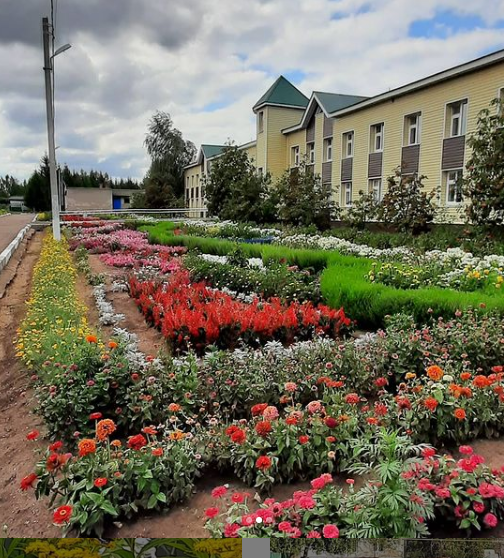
[42,16,71,240]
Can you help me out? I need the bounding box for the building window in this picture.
[404,113,421,146]
[324,138,333,162]
[196,174,199,184]
[307,142,315,164]
[258,111,264,133]
[445,169,463,205]
[369,178,382,202]
[498,88,504,115]
[370,123,384,153]
[190,187,194,200]
[195,187,199,200]
[446,100,468,137]
[257,167,263,175]
[342,182,352,207]
[343,132,354,158]
[291,146,300,167]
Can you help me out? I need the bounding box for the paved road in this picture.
[0,213,34,253]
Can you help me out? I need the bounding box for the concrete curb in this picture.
[0,224,32,273]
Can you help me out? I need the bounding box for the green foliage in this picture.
[204,143,272,223]
[275,159,337,229]
[342,189,379,229]
[24,156,51,211]
[185,254,322,304]
[464,98,504,226]
[379,169,438,233]
[143,111,196,207]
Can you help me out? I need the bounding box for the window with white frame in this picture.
[445,169,463,205]
[446,100,468,137]
[342,182,352,207]
[369,178,382,202]
[307,142,315,164]
[343,131,354,158]
[370,123,384,153]
[324,138,333,162]
[258,111,264,133]
[195,187,199,200]
[404,113,421,146]
[291,146,300,167]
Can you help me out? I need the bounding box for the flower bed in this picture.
[206,437,504,538]
[129,271,351,354]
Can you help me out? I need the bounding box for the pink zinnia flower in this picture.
[473,502,485,513]
[263,406,279,421]
[307,531,321,538]
[459,445,473,455]
[278,521,293,532]
[484,512,498,528]
[322,524,340,538]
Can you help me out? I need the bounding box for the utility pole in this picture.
[42,16,61,240]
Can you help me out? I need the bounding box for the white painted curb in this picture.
[0,224,32,273]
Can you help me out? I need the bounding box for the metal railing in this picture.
[60,208,209,220]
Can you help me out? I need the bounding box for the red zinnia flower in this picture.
[325,417,338,428]
[454,408,467,421]
[424,397,438,412]
[26,430,39,441]
[299,435,310,445]
[94,478,107,488]
[230,429,246,445]
[127,434,147,450]
[256,455,272,471]
[49,441,63,452]
[20,473,38,491]
[89,412,102,420]
[152,447,163,457]
[255,421,272,438]
[211,486,228,499]
[251,403,268,416]
[53,505,73,524]
[344,393,359,405]
[205,507,219,519]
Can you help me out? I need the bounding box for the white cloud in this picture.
[1,0,504,180]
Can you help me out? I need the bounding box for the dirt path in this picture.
[0,231,59,536]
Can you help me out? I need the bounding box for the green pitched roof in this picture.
[253,76,309,110]
[201,144,227,159]
[314,91,369,114]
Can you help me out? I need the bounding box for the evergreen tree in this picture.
[24,156,51,211]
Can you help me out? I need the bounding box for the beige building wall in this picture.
[332,63,504,220]
[184,164,204,217]
[263,106,305,180]
[65,188,112,210]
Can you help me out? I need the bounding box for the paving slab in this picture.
[0,213,35,253]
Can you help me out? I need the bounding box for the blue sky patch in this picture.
[283,69,308,83]
[201,99,231,112]
[409,10,487,38]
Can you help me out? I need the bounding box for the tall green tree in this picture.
[143,111,196,208]
[24,156,51,211]
[275,158,337,229]
[203,144,272,222]
[463,98,504,226]
[0,175,25,197]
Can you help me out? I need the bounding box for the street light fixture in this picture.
[52,44,72,58]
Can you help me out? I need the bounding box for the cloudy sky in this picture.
[1,0,504,181]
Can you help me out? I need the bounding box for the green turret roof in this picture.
[253,76,309,111]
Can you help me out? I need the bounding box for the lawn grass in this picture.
[143,222,504,327]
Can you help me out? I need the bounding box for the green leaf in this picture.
[147,494,158,509]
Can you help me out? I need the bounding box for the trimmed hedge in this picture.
[143,222,504,328]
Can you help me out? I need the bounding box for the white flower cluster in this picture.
[92,284,125,326]
[112,327,163,372]
[200,253,265,269]
[184,220,281,239]
[278,234,412,261]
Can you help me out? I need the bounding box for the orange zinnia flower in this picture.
[86,334,98,344]
[152,447,164,456]
[108,341,118,349]
[78,438,96,457]
[110,440,122,448]
[168,403,181,413]
[169,430,185,441]
[424,397,439,412]
[142,426,157,436]
[473,375,491,388]
[460,372,472,381]
[426,365,443,381]
[454,408,467,421]
[96,419,116,441]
